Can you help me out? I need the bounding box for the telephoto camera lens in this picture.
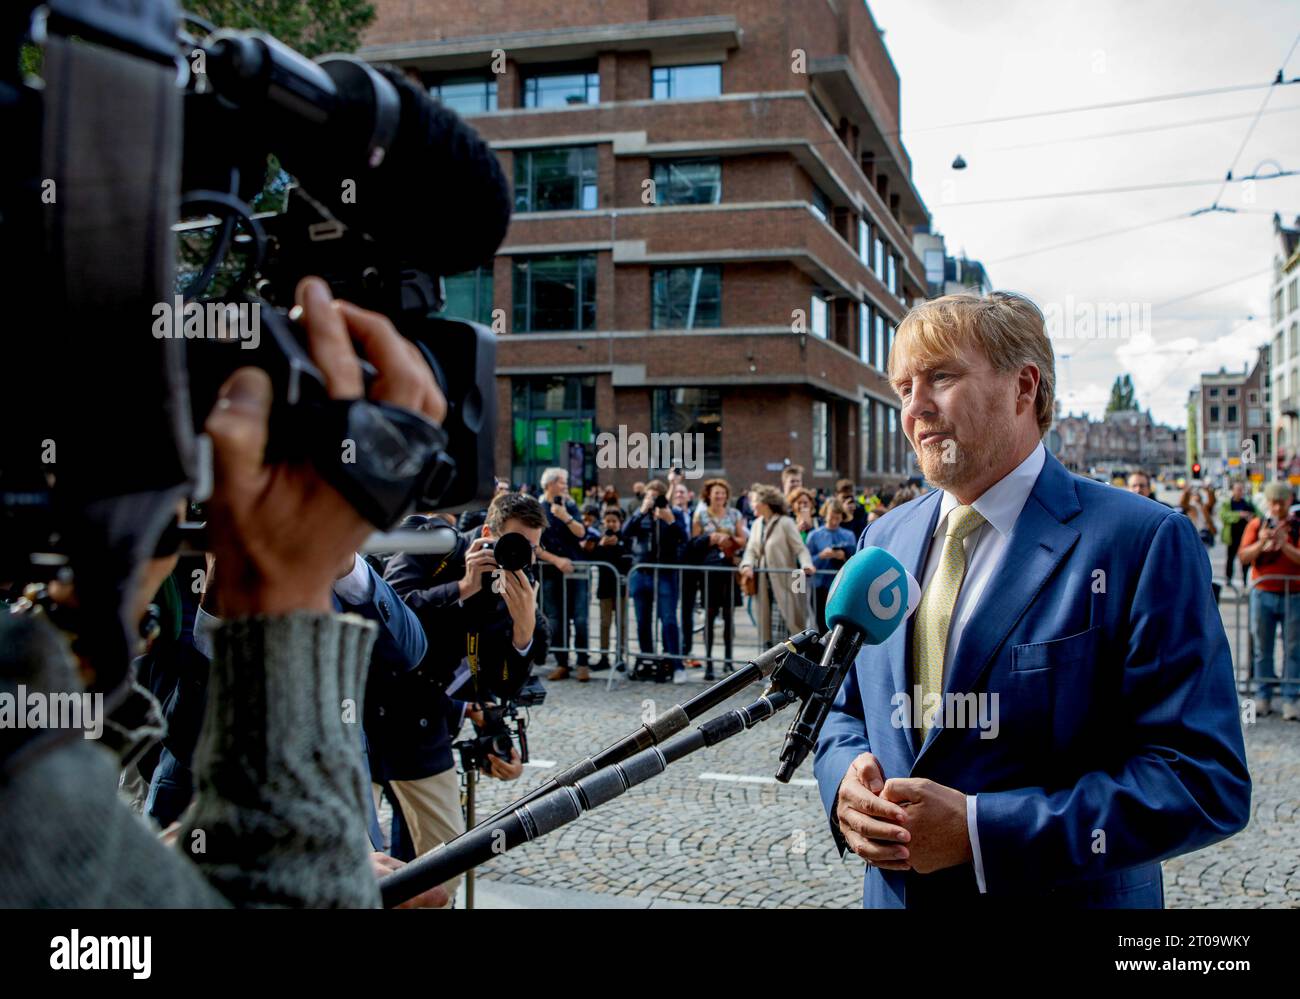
[490,531,532,572]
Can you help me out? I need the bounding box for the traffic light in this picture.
[1192,462,1202,477]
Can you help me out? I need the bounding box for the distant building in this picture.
[912,227,993,298]
[1269,213,1300,478]
[1198,358,1271,480]
[1052,408,1185,478]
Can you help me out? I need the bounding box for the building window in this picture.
[1248,407,1262,425]
[887,254,897,295]
[522,67,599,108]
[1226,387,1237,397]
[861,400,874,472]
[874,235,885,280]
[1291,323,1299,357]
[652,266,721,329]
[859,303,872,365]
[427,73,497,114]
[1208,387,1219,397]
[1209,405,1220,422]
[511,375,595,489]
[437,266,493,325]
[652,159,721,205]
[514,146,598,212]
[1290,277,1299,314]
[887,407,899,472]
[1227,404,1238,422]
[811,187,831,223]
[653,388,722,467]
[812,401,830,472]
[1249,390,1259,405]
[874,401,885,473]
[512,253,597,332]
[652,63,722,100]
[875,314,886,371]
[885,324,895,374]
[810,291,830,339]
[858,219,871,267]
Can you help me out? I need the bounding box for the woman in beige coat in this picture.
[740,484,816,644]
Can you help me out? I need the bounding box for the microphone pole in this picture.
[775,623,864,783]
[380,686,800,908]
[468,628,820,832]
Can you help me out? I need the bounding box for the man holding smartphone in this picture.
[1238,481,1300,718]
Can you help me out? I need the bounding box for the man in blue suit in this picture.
[813,292,1251,908]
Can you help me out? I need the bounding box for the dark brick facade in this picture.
[362,0,926,494]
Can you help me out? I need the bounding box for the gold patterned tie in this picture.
[912,505,987,738]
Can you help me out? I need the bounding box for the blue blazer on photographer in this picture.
[812,447,1251,909]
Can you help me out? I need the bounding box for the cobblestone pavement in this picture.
[456,666,1299,908]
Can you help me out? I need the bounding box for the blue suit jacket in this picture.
[813,450,1251,908]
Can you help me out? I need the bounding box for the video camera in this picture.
[1,0,507,691]
[455,675,547,775]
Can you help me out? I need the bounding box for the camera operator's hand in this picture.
[640,494,656,515]
[204,277,446,617]
[599,533,620,547]
[466,702,488,728]
[552,556,575,575]
[487,747,524,781]
[458,537,499,603]
[498,569,538,650]
[549,500,570,522]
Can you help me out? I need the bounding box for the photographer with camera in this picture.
[377,492,548,903]
[1239,481,1300,719]
[623,478,689,683]
[538,468,595,682]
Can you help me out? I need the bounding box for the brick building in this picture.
[359,0,930,493]
[1053,409,1186,479]
[1196,360,1271,480]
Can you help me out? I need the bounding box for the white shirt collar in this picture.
[935,440,1046,539]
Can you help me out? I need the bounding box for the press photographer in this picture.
[374,492,550,904]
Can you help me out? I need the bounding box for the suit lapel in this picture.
[915,451,1082,765]
[880,493,942,770]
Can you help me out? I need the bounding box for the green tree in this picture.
[188,1,376,57]
[1106,374,1137,414]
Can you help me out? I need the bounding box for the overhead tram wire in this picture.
[989,105,1300,153]
[941,169,1299,208]
[889,78,1300,137]
[1207,31,1300,211]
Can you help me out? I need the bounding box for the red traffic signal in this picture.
[1191,463,1202,477]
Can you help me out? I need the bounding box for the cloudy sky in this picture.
[869,0,1300,427]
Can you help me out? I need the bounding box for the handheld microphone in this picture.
[775,547,918,782]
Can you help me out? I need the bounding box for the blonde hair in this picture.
[887,292,1056,437]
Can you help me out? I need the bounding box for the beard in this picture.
[913,405,1017,492]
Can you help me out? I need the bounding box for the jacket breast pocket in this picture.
[1010,625,1100,672]
[1009,625,1102,760]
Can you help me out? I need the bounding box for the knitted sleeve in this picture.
[177,611,382,908]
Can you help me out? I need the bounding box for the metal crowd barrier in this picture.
[535,560,840,686]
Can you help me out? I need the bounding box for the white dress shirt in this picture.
[916,439,1046,892]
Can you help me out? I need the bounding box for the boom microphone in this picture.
[775,547,918,782]
[202,32,511,279]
